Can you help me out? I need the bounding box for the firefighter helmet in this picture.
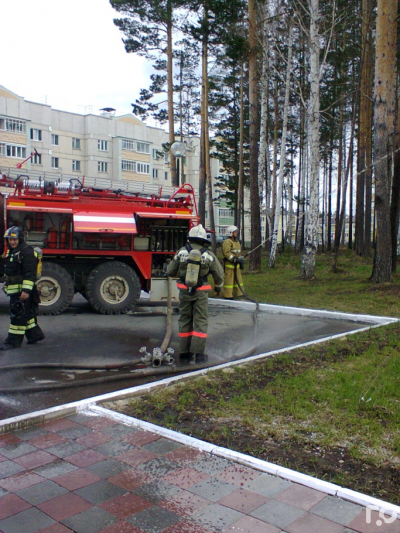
[4,226,24,243]
[225,225,238,238]
[188,224,210,244]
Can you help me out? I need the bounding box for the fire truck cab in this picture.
[0,172,199,315]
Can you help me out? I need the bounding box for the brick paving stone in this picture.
[188,478,237,503]
[62,506,118,533]
[36,523,74,532]
[37,492,93,521]
[285,511,345,533]
[126,505,182,533]
[164,445,203,465]
[97,522,145,533]
[348,509,400,533]
[0,487,8,498]
[0,435,20,448]
[33,459,78,479]
[163,521,217,533]
[74,479,127,505]
[162,466,210,489]
[251,499,305,529]
[80,417,118,431]
[56,426,92,440]
[13,450,56,470]
[136,456,180,477]
[274,484,327,511]
[218,488,269,514]
[28,434,67,450]
[99,493,153,518]
[16,480,68,505]
[0,460,25,479]
[43,419,80,432]
[45,441,86,459]
[311,495,364,526]
[0,494,31,520]
[67,413,99,426]
[193,502,244,531]
[222,515,281,533]
[101,424,136,439]
[85,458,131,479]
[54,469,101,491]
[141,437,182,455]
[76,431,113,448]
[117,448,158,468]
[64,448,107,468]
[14,427,48,441]
[0,507,55,533]
[0,455,7,462]
[108,469,155,491]
[0,442,38,460]
[190,455,232,476]
[216,464,262,487]
[0,471,44,492]
[159,491,211,517]
[132,480,183,504]
[93,440,136,457]
[246,474,292,498]
[122,431,160,447]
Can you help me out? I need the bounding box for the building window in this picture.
[51,134,59,145]
[72,160,81,171]
[1,143,26,158]
[219,208,234,218]
[152,169,158,179]
[0,118,26,134]
[137,163,150,174]
[98,161,108,173]
[98,140,108,151]
[30,128,42,141]
[121,160,136,172]
[137,142,150,154]
[164,172,168,181]
[72,138,81,149]
[164,153,169,164]
[32,153,42,165]
[220,227,227,236]
[122,139,135,151]
[51,157,59,168]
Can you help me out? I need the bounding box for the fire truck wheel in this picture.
[85,261,141,315]
[37,263,75,315]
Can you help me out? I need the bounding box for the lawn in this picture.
[106,249,400,505]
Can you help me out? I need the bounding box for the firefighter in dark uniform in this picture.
[1,227,45,350]
[167,224,224,361]
[221,225,244,299]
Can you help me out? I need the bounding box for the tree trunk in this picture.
[167,1,177,187]
[198,32,207,225]
[238,63,245,243]
[371,0,397,283]
[300,0,320,279]
[248,0,261,270]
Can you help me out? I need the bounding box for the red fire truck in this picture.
[0,171,199,315]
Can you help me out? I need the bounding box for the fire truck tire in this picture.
[85,261,141,315]
[37,263,75,315]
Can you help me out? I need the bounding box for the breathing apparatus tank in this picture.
[185,248,202,288]
[34,247,43,280]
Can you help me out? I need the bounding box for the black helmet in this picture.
[4,226,24,243]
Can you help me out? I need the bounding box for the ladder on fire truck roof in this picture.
[0,166,198,199]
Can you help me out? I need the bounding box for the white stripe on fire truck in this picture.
[74,215,136,223]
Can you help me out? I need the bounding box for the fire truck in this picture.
[0,169,199,315]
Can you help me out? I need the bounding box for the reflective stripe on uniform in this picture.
[177,283,212,291]
[225,264,237,269]
[22,280,34,291]
[179,331,207,338]
[9,325,26,335]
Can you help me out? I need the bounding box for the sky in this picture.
[1,0,152,118]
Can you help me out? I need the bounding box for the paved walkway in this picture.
[1,410,400,533]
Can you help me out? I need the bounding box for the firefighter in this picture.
[1,227,45,350]
[166,224,224,361]
[221,225,244,299]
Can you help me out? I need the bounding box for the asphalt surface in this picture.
[0,290,371,421]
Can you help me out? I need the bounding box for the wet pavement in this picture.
[0,290,387,420]
[0,408,399,533]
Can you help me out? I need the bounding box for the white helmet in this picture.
[188,224,210,244]
[226,225,238,238]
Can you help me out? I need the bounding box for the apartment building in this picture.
[0,85,237,239]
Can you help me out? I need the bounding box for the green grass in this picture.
[107,248,400,503]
